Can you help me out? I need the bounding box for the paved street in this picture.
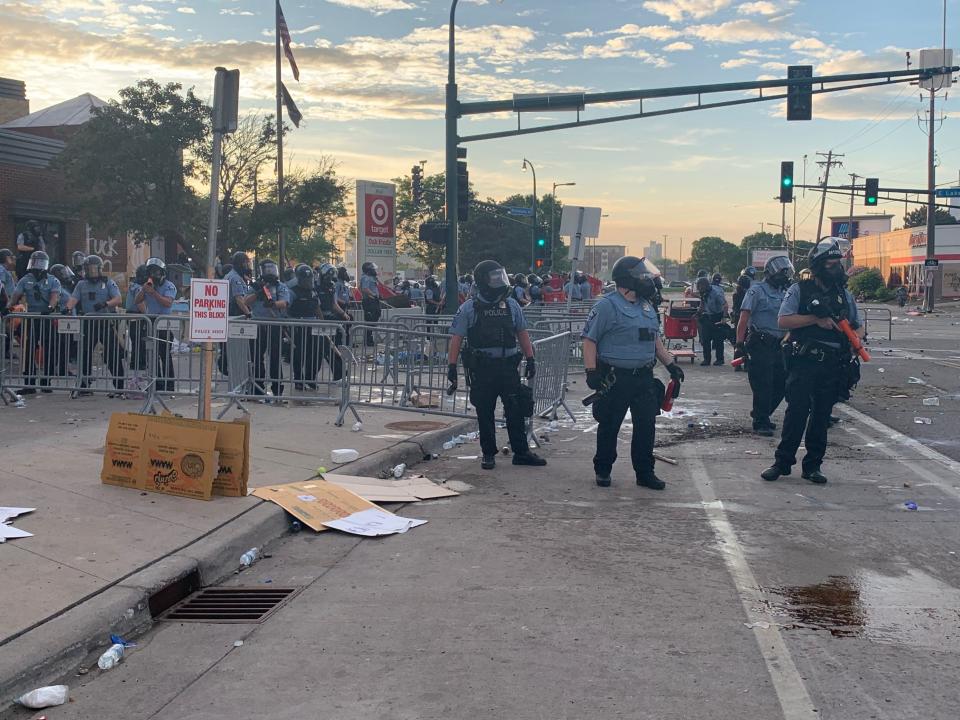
[13,307,958,720]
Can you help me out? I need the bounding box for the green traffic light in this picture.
[537,238,546,246]
[782,177,793,187]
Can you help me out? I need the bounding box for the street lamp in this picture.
[522,158,538,271]
[550,181,575,272]
[444,0,462,313]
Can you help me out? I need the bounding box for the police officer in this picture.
[67,255,125,395]
[225,252,253,318]
[49,263,77,380]
[10,251,60,393]
[511,273,530,306]
[577,271,593,301]
[71,250,87,280]
[243,258,290,399]
[527,274,544,305]
[125,265,149,374]
[447,260,546,470]
[359,261,381,346]
[582,256,685,490]
[736,257,793,437]
[732,266,756,317]
[564,272,584,301]
[0,248,16,298]
[335,266,353,308]
[424,275,443,315]
[15,220,44,278]
[287,263,323,390]
[696,274,728,366]
[762,239,863,484]
[316,262,348,380]
[137,258,177,392]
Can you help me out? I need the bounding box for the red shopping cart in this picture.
[662,299,699,363]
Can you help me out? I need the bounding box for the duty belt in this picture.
[787,341,842,363]
[601,361,654,376]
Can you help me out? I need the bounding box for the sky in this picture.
[1,0,958,260]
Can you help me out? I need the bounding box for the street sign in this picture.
[356,180,397,283]
[506,206,534,217]
[750,247,789,270]
[559,206,602,262]
[189,278,229,343]
[924,269,935,288]
[935,188,960,198]
[925,258,939,267]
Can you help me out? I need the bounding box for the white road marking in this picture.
[686,451,819,720]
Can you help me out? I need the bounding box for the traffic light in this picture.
[779,161,794,203]
[411,165,422,206]
[535,259,545,269]
[864,177,879,206]
[534,228,549,268]
[787,65,813,121]
[456,160,469,222]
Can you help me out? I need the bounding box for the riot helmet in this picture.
[0,248,13,265]
[473,260,512,303]
[695,276,711,295]
[231,251,251,276]
[337,266,350,282]
[527,274,542,286]
[764,255,794,288]
[135,264,149,285]
[259,258,280,283]
[49,264,76,290]
[361,261,378,277]
[575,270,586,284]
[712,272,722,285]
[145,257,166,284]
[744,266,757,279]
[514,273,529,288]
[807,238,846,285]
[426,275,439,289]
[463,273,472,285]
[83,254,104,281]
[696,269,708,279]
[611,256,660,301]
[72,250,87,274]
[295,263,314,289]
[27,250,49,278]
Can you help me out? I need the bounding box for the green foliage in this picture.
[872,286,896,302]
[685,236,746,280]
[55,79,210,247]
[904,206,958,228]
[740,231,786,250]
[394,171,451,273]
[847,267,884,297]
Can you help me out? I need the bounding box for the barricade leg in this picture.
[155,328,175,392]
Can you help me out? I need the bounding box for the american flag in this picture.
[281,83,302,127]
[277,1,300,81]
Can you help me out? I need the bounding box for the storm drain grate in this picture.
[160,587,302,624]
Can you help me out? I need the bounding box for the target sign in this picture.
[364,194,394,239]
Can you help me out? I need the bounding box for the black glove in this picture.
[93,302,106,311]
[810,298,831,318]
[585,368,604,390]
[264,299,276,308]
[40,306,52,315]
[524,357,536,379]
[734,341,746,358]
[447,363,458,385]
[667,362,685,384]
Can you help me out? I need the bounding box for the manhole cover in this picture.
[160,587,302,624]
[384,420,450,432]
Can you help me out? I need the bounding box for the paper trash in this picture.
[1,507,35,543]
[323,508,427,537]
[321,474,458,503]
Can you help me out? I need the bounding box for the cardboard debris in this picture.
[1,507,35,543]
[252,480,380,532]
[323,508,427,537]
[321,474,459,503]
[408,390,442,409]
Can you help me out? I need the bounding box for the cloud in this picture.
[642,0,732,22]
[663,41,694,51]
[686,19,795,43]
[323,0,416,13]
[737,1,779,15]
[789,37,828,56]
[603,24,681,40]
[564,29,595,39]
[720,57,755,68]
[659,128,728,145]
[176,6,196,14]
[581,38,671,67]
[128,4,161,14]
[220,7,255,15]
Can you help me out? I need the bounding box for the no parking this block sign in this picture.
[189,278,230,342]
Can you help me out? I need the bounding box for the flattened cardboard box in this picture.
[101,413,151,490]
[141,422,218,500]
[153,413,250,497]
[252,480,379,532]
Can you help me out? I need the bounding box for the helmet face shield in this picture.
[765,256,794,277]
[27,252,49,272]
[260,262,279,281]
[486,268,510,290]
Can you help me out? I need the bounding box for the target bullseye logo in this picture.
[365,193,394,238]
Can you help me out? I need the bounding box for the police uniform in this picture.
[335,278,352,307]
[141,279,177,392]
[512,284,527,304]
[564,280,583,301]
[360,272,381,345]
[698,283,727,364]
[248,279,291,397]
[288,279,322,387]
[72,277,126,390]
[424,284,441,315]
[450,297,532,460]
[125,279,147,372]
[772,280,861,478]
[740,280,787,431]
[316,278,346,380]
[12,273,61,390]
[224,269,251,317]
[0,264,14,299]
[528,283,543,304]
[582,291,663,484]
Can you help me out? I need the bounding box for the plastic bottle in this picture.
[392,463,406,479]
[97,643,124,670]
[17,685,69,709]
[466,431,479,441]
[239,547,260,567]
[442,441,455,450]
[352,421,363,432]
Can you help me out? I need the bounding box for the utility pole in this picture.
[847,173,860,241]
[815,150,844,241]
[925,88,937,311]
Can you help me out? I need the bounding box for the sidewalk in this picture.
[0,392,473,698]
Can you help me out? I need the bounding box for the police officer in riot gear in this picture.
[511,273,530,306]
[125,265,149,374]
[359,261,381,345]
[696,274,728,366]
[243,258,290,399]
[287,263,324,390]
[67,255,126,395]
[736,256,793,437]
[761,239,863,484]
[137,258,177,391]
[10,251,60,394]
[424,275,443,315]
[15,220,44,278]
[72,250,87,280]
[527,274,544,305]
[48,264,76,379]
[447,260,546,470]
[582,256,685,490]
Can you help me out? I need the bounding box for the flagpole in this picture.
[275,0,285,268]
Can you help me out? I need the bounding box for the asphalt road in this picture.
[26,313,960,720]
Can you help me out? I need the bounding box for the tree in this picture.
[904,206,958,228]
[56,79,210,252]
[393,171,449,274]
[740,231,786,250]
[685,236,745,279]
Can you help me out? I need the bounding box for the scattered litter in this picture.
[913,417,933,425]
[392,463,407,479]
[331,448,360,464]
[891,394,909,398]
[922,397,940,406]
[289,518,302,533]
[351,422,363,432]
[501,446,511,456]
[14,398,26,408]
[408,389,441,409]
[233,640,244,647]
[904,501,918,511]
[743,621,771,630]
[315,466,327,475]
[442,441,455,450]
[0,507,35,543]
[653,452,679,466]
[907,377,926,384]
[877,368,885,373]
[16,686,68,709]
[97,642,126,671]
[322,508,427,537]
[321,473,458,502]
[239,547,261,568]
[744,450,761,456]
[457,455,479,460]
[76,667,89,676]
[903,482,911,488]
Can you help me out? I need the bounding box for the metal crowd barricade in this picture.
[862,307,892,341]
[527,332,574,422]
[533,318,587,367]
[1,312,152,399]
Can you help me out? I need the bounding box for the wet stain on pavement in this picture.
[767,576,864,637]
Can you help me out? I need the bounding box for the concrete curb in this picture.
[0,416,475,704]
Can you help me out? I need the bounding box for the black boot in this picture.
[637,474,666,490]
[761,464,790,481]
[512,451,547,467]
[595,474,611,487]
[481,455,496,470]
[802,469,828,484]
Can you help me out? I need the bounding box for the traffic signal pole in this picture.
[444,0,460,314]
[925,87,937,312]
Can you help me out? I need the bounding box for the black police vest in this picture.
[318,285,337,319]
[288,285,320,318]
[792,280,851,346]
[467,301,518,351]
